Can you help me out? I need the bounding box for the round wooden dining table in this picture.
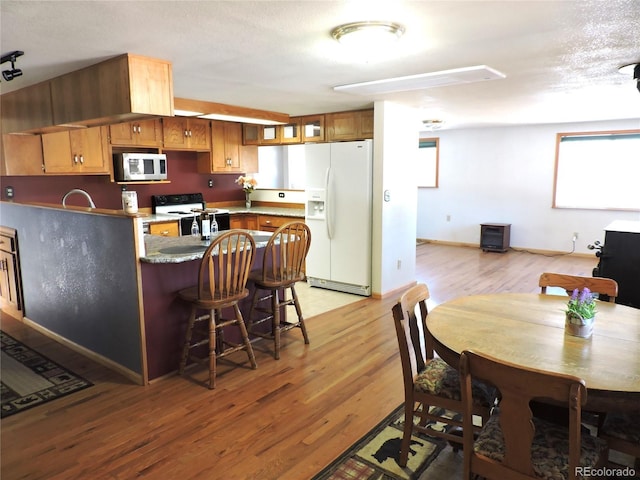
[427,293,640,411]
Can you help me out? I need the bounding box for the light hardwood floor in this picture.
[1,244,598,480]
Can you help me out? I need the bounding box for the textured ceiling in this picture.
[1,0,639,130]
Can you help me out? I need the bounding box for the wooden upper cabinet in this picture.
[109,119,163,147]
[299,115,325,143]
[49,54,174,128]
[241,145,259,174]
[260,125,281,145]
[360,109,374,138]
[1,81,54,135]
[242,124,260,145]
[1,134,45,176]
[326,109,374,141]
[162,117,211,150]
[199,120,243,173]
[280,119,302,144]
[41,126,110,174]
[242,121,302,145]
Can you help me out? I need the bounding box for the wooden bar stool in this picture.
[178,230,257,389]
[248,222,311,359]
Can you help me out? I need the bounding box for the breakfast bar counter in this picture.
[140,231,274,380]
[140,231,273,263]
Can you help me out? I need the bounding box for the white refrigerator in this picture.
[305,140,372,296]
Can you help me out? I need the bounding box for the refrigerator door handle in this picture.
[325,166,334,239]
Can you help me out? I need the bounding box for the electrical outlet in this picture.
[5,186,14,198]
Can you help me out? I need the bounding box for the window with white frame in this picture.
[554,131,640,211]
[417,137,439,188]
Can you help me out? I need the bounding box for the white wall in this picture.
[417,119,640,254]
[372,101,420,296]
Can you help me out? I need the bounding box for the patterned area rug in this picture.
[312,405,458,480]
[1,330,93,418]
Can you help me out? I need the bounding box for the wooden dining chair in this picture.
[248,221,311,359]
[391,283,496,467]
[599,411,640,470]
[178,230,257,389]
[459,350,607,480]
[539,272,618,302]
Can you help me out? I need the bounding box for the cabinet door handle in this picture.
[161,230,169,236]
[73,155,79,164]
[137,125,142,134]
[132,124,137,134]
[79,155,84,164]
[184,130,189,138]
[188,130,193,137]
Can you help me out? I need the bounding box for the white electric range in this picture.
[151,193,230,235]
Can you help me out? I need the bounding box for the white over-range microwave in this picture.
[114,152,168,181]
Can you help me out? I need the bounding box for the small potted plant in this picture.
[235,175,257,208]
[565,287,597,338]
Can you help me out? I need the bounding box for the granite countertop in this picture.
[143,206,304,225]
[141,230,274,264]
[224,206,305,217]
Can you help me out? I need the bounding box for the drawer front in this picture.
[149,221,180,237]
[257,215,301,232]
[0,233,17,254]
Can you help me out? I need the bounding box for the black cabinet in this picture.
[596,222,640,308]
[480,223,511,253]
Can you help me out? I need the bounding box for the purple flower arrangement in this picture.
[566,287,597,324]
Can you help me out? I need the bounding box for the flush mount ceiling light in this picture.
[331,21,405,48]
[334,65,506,95]
[422,119,445,131]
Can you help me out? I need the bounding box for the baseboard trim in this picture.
[21,317,144,385]
[417,239,595,259]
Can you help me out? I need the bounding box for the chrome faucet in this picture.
[62,189,96,208]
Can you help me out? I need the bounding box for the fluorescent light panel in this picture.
[334,65,506,95]
[174,109,203,117]
[173,97,290,125]
[197,113,285,125]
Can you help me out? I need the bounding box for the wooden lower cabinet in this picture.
[257,215,301,232]
[0,227,23,315]
[149,221,179,237]
[230,214,258,230]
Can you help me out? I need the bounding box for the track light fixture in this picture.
[1,50,24,82]
[618,62,640,94]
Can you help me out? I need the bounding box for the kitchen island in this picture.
[140,231,276,380]
[0,200,280,384]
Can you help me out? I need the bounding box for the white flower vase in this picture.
[245,192,251,209]
[565,312,594,338]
